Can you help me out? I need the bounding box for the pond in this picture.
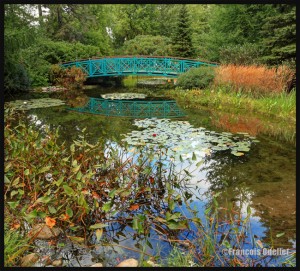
[6,86,296,267]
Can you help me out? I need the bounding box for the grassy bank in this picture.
[165,88,296,144]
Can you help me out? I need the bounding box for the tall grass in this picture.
[4,214,32,266]
[214,64,294,96]
[166,88,296,143]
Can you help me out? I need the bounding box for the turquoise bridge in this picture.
[68,98,186,118]
[61,55,218,78]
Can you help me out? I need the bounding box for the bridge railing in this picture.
[60,55,219,66]
[60,56,218,78]
[68,97,186,118]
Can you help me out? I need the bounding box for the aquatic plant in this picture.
[4,107,295,267]
[6,98,65,110]
[122,118,259,158]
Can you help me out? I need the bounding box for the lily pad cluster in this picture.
[6,98,65,110]
[101,93,146,100]
[122,118,259,162]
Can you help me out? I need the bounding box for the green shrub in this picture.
[18,38,101,87]
[121,35,173,56]
[219,43,263,65]
[4,59,31,95]
[177,66,215,89]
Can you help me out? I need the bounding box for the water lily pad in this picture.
[6,98,65,110]
[122,118,258,161]
[231,151,245,156]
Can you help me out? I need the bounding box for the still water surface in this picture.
[10,86,296,266]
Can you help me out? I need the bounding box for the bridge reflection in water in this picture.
[68,98,186,118]
[61,55,218,78]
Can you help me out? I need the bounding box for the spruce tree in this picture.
[171,5,195,58]
[260,4,296,66]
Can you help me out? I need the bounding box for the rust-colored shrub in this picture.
[214,64,294,95]
[50,65,87,101]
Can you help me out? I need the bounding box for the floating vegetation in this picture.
[122,118,259,162]
[6,98,65,110]
[101,93,147,100]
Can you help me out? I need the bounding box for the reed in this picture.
[214,64,294,96]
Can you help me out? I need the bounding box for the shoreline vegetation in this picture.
[4,93,296,266]
[4,3,295,267]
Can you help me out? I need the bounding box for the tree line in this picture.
[4,4,296,95]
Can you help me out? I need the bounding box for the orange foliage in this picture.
[212,113,262,136]
[60,214,70,221]
[128,204,140,211]
[45,217,56,228]
[214,64,294,95]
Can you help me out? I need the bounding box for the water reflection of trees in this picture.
[199,149,296,248]
[24,107,134,145]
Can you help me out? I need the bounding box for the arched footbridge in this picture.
[61,56,218,78]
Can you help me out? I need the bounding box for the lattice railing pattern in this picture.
[68,98,186,118]
[61,56,217,78]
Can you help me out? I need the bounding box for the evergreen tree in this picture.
[259,4,296,66]
[171,5,194,58]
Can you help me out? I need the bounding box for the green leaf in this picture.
[36,195,52,204]
[102,201,112,212]
[72,165,81,174]
[76,171,83,180]
[78,194,88,209]
[70,144,75,153]
[38,166,51,174]
[7,201,19,209]
[62,157,69,162]
[66,208,73,218]
[192,152,197,161]
[204,206,212,215]
[4,175,10,184]
[108,189,117,198]
[68,235,85,244]
[222,240,231,249]
[276,232,285,238]
[72,159,78,167]
[120,190,131,198]
[63,185,75,196]
[24,169,30,175]
[48,206,57,214]
[132,218,139,230]
[247,205,251,216]
[12,177,20,186]
[27,209,38,219]
[191,217,202,226]
[55,177,64,187]
[231,151,244,156]
[166,220,188,230]
[196,160,203,167]
[10,190,19,198]
[95,229,103,242]
[168,199,175,211]
[18,189,24,195]
[89,223,108,230]
[146,239,153,249]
